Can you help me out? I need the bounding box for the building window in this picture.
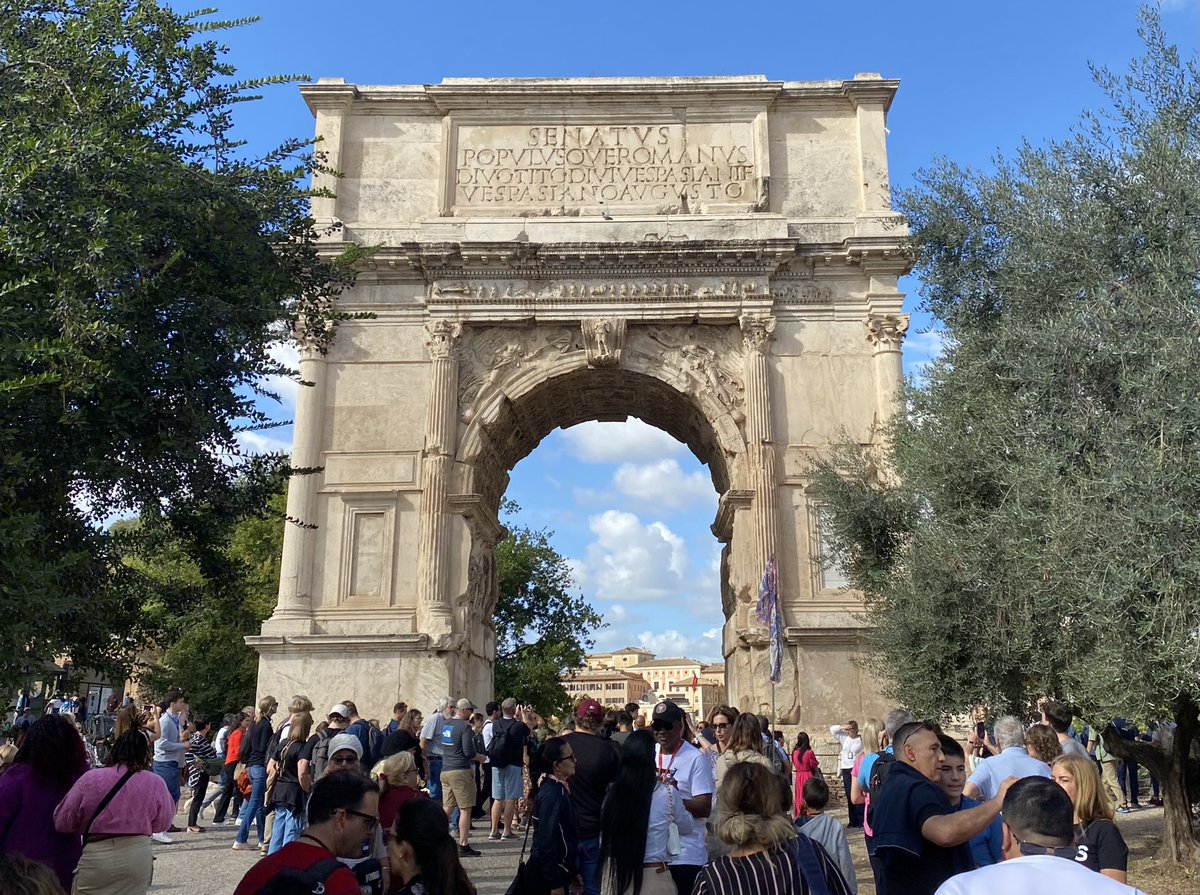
[813,506,850,591]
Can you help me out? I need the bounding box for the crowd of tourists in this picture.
[0,686,1161,895]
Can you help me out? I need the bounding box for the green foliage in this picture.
[813,9,1200,857]
[0,1,357,686]
[135,483,286,717]
[493,499,604,715]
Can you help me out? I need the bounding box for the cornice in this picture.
[841,76,901,113]
[299,75,899,117]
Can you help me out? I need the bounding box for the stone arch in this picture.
[454,329,748,510]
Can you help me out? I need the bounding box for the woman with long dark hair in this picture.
[791,731,820,818]
[527,737,580,895]
[55,728,176,895]
[599,730,693,895]
[386,796,476,895]
[0,715,90,891]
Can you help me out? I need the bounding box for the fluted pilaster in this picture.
[416,319,463,637]
[740,313,778,577]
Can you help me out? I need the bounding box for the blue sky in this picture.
[214,1,1198,662]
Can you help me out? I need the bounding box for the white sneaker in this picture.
[151,832,174,844]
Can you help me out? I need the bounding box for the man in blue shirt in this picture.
[873,721,1014,895]
[937,735,1003,867]
[963,716,1050,801]
[857,709,912,895]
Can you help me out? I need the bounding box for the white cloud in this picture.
[581,510,688,602]
[259,341,301,417]
[635,626,724,663]
[902,327,949,379]
[613,458,716,510]
[236,428,293,456]
[560,419,685,464]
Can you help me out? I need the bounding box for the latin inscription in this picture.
[453,123,758,210]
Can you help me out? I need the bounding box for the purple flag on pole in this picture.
[754,556,783,683]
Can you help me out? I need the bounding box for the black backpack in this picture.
[866,750,896,829]
[309,729,333,782]
[487,718,523,768]
[255,857,344,895]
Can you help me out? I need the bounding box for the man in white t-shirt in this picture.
[830,720,864,828]
[935,776,1146,895]
[651,700,713,895]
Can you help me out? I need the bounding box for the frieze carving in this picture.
[457,326,585,417]
[772,281,834,303]
[864,313,910,349]
[739,314,776,354]
[425,319,463,360]
[627,326,746,422]
[582,318,626,367]
[431,278,766,304]
[434,279,696,301]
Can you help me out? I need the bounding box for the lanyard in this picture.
[657,745,679,779]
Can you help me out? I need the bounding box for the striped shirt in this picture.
[693,842,853,895]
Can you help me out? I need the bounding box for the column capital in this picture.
[739,313,776,354]
[425,319,464,360]
[864,312,909,350]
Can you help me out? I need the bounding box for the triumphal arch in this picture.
[248,76,910,724]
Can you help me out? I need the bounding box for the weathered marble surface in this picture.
[250,76,910,726]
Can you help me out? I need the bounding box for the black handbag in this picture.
[504,817,535,895]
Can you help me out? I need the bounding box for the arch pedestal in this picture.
[249,75,911,725]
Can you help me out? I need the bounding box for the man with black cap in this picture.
[564,697,620,895]
[651,699,713,895]
[934,777,1145,894]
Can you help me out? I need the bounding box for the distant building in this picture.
[563,665,653,707]
[565,650,727,723]
[585,647,655,671]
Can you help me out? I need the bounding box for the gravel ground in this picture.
[149,807,527,895]
[151,796,1185,894]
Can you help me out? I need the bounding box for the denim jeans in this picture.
[236,765,267,845]
[152,761,181,803]
[578,835,601,895]
[211,763,241,823]
[426,756,443,803]
[267,808,305,855]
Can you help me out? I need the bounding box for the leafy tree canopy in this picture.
[133,482,285,717]
[0,1,359,686]
[813,9,1200,859]
[493,499,604,716]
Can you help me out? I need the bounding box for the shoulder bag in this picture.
[264,741,294,807]
[504,809,535,895]
[81,769,138,847]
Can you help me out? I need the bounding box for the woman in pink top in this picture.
[791,731,820,818]
[55,728,176,895]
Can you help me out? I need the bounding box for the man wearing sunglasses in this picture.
[650,700,713,895]
[873,721,1016,895]
[234,772,380,895]
[933,777,1145,894]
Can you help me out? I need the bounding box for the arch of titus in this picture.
[248,75,910,724]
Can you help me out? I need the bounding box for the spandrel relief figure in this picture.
[582,318,626,367]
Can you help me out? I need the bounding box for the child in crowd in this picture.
[936,735,1003,867]
[796,776,857,893]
